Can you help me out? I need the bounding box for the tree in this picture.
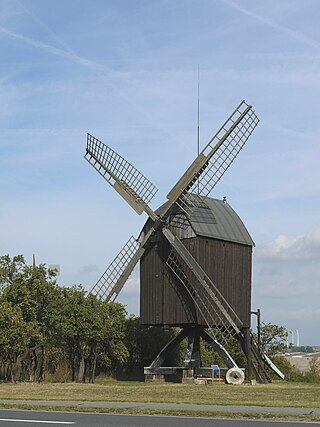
[0,300,36,382]
[52,286,91,382]
[260,322,288,356]
[54,287,128,383]
[0,255,25,289]
[304,357,320,383]
[93,300,128,381]
[0,254,143,383]
[0,254,60,381]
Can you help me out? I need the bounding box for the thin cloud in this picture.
[201,65,320,87]
[121,275,140,296]
[0,27,106,75]
[263,121,319,144]
[257,228,320,261]
[268,307,320,321]
[258,280,320,299]
[79,265,100,274]
[15,0,77,55]
[219,0,320,51]
[0,26,177,143]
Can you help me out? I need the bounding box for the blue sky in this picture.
[1,0,320,345]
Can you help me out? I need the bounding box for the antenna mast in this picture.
[197,66,200,157]
[197,66,200,193]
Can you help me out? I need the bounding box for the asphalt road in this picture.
[0,410,320,427]
[1,400,319,417]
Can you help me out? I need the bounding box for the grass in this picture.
[0,381,319,409]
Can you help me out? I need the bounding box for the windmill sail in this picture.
[85,134,158,218]
[90,225,158,302]
[167,101,259,212]
[189,101,259,197]
[89,236,142,301]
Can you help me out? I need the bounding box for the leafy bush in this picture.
[303,357,320,383]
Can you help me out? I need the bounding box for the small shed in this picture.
[140,196,254,328]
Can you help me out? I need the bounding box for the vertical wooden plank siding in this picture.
[140,234,252,328]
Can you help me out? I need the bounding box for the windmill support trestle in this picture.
[144,326,243,384]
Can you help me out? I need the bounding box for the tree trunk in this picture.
[77,354,85,383]
[32,349,38,382]
[10,364,14,383]
[8,358,14,383]
[20,356,28,382]
[20,345,42,382]
[69,345,76,382]
[90,354,97,384]
[38,346,45,382]
[87,347,97,384]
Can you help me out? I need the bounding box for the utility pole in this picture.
[251,308,261,349]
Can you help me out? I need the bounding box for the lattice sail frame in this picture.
[189,101,259,196]
[167,101,259,216]
[90,236,140,302]
[85,134,158,216]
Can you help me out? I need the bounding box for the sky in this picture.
[1,0,320,346]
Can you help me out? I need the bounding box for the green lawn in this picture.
[0,381,319,408]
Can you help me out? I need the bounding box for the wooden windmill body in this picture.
[140,197,254,329]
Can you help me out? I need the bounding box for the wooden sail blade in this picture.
[166,101,259,215]
[90,224,158,302]
[89,236,142,302]
[189,102,259,197]
[85,134,158,219]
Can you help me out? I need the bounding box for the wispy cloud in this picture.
[0,26,156,132]
[219,0,320,51]
[121,275,140,296]
[257,228,320,262]
[0,25,177,143]
[0,27,107,75]
[258,279,320,298]
[79,264,100,275]
[201,65,320,87]
[15,0,77,54]
[268,307,320,321]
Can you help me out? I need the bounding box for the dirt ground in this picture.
[284,352,320,373]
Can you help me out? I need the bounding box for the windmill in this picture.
[84,100,284,383]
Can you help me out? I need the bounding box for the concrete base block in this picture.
[181,368,194,384]
[194,378,207,385]
[181,377,195,384]
[144,374,165,382]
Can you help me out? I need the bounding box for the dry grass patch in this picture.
[0,382,319,408]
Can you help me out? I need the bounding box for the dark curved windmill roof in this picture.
[189,197,254,246]
[155,195,254,247]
